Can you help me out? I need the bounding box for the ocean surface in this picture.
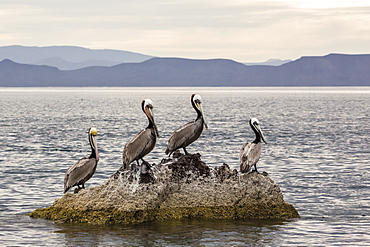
[0,87,370,246]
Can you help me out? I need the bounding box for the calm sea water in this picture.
[1,87,370,246]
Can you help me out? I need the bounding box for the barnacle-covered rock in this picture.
[29,152,299,224]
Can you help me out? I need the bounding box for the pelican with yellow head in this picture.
[64,127,99,193]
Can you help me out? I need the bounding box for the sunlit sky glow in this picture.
[1,0,370,62]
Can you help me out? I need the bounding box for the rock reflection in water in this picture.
[55,218,289,246]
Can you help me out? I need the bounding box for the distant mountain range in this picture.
[0,45,154,70]
[0,46,369,87]
[0,45,290,70]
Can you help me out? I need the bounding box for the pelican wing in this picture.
[239,142,262,173]
[64,157,98,193]
[239,142,250,163]
[122,128,154,165]
[166,120,202,154]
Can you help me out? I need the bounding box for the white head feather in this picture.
[250,118,259,125]
[144,99,153,107]
[193,94,202,103]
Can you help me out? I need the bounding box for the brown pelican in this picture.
[64,128,99,193]
[121,99,159,170]
[239,118,267,173]
[165,94,208,156]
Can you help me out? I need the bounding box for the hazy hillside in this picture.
[63,58,249,86]
[0,59,63,86]
[244,59,291,66]
[0,45,154,70]
[0,54,369,87]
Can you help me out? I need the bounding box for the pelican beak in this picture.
[148,107,159,137]
[261,133,267,144]
[204,121,208,129]
[197,103,208,129]
[154,123,159,137]
[257,126,267,144]
[89,128,99,161]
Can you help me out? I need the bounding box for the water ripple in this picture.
[1,87,370,246]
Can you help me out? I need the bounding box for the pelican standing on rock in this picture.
[239,118,267,173]
[165,94,208,156]
[121,99,159,170]
[64,127,99,193]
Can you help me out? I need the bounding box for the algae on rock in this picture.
[29,152,299,224]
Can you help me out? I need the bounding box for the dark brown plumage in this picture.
[165,94,208,156]
[121,99,159,170]
[64,128,99,193]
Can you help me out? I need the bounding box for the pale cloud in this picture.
[1,0,370,62]
[278,0,370,9]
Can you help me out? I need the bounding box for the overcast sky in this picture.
[1,0,370,62]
